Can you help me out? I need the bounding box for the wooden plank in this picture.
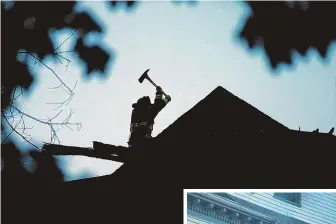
[42,143,127,163]
[92,141,128,156]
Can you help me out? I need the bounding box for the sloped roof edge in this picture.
[213,193,237,202]
[213,86,288,129]
[290,129,336,139]
[157,86,288,139]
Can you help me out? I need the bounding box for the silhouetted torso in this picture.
[128,93,168,147]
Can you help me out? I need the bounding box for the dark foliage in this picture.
[1,2,137,223]
[1,1,110,111]
[1,143,65,224]
[67,12,102,34]
[75,37,110,74]
[1,1,121,221]
[239,1,336,69]
[2,143,64,185]
[110,0,137,8]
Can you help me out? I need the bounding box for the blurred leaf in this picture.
[10,1,76,29]
[2,59,33,109]
[110,1,137,8]
[2,2,55,58]
[30,150,64,183]
[239,1,336,69]
[67,12,103,35]
[21,28,55,58]
[75,37,110,74]
[1,142,27,176]
[1,1,111,112]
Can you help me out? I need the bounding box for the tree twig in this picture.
[3,115,40,150]
[54,29,76,53]
[3,30,81,148]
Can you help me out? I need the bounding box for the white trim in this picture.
[188,193,287,224]
[185,189,336,193]
[188,203,240,224]
[187,215,213,224]
[184,189,187,224]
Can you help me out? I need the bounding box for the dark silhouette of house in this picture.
[2,86,335,224]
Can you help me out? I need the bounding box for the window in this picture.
[273,193,302,207]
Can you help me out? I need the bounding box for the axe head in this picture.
[139,69,150,83]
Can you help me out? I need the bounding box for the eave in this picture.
[188,193,288,224]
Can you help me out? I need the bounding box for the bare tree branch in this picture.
[46,81,77,110]
[12,86,24,101]
[10,104,81,127]
[17,52,74,95]
[3,103,82,146]
[2,116,22,143]
[3,30,82,148]
[3,115,40,150]
[49,83,63,90]
[54,29,76,53]
[55,50,76,54]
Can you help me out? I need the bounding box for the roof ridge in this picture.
[156,86,288,139]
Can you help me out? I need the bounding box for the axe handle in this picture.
[147,77,168,97]
[146,77,157,88]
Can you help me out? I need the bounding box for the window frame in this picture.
[273,193,302,207]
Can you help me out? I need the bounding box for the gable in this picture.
[156,86,288,142]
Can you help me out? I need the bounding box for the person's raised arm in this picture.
[152,86,171,117]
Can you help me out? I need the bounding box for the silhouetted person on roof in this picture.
[128,86,171,147]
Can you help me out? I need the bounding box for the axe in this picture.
[138,69,169,97]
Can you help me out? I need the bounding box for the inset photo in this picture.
[185,190,336,224]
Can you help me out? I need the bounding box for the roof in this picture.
[189,193,317,224]
[66,86,335,188]
[157,86,289,140]
[213,193,237,202]
[6,86,335,224]
[228,194,309,224]
[189,193,286,224]
[46,86,334,165]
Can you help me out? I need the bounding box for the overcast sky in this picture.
[6,1,336,181]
